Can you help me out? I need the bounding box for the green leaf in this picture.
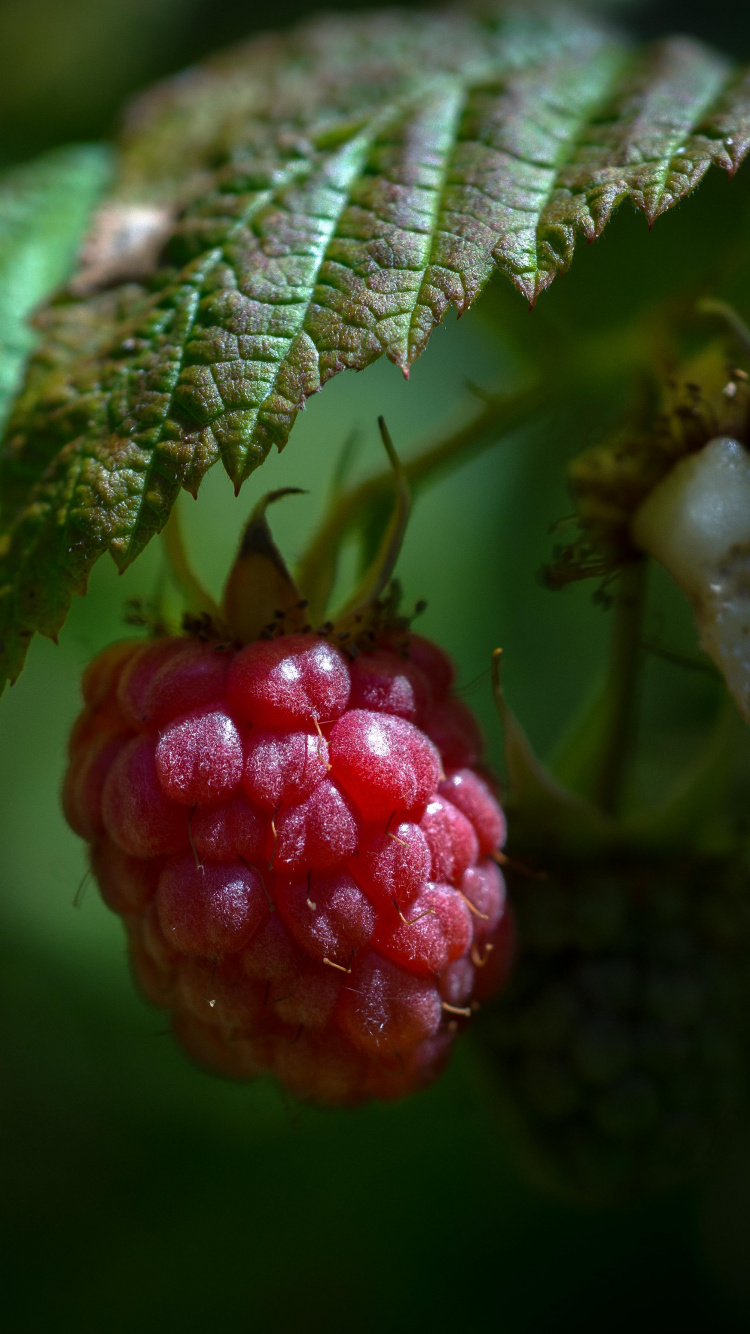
[1,4,749,692]
[0,144,112,430]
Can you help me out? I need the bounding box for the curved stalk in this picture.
[296,383,544,620]
[332,417,411,625]
[161,501,224,626]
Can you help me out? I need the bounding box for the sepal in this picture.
[222,489,307,644]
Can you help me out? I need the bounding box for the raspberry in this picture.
[65,629,511,1104]
[478,856,750,1202]
[242,728,329,808]
[348,649,431,720]
[227,634,350,728]
[329,710,440,822]
[155,707,244,806]
[101,735,189,856]
[157,857,267,955]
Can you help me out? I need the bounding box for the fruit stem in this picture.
[296,383,544,621]
[331,417,411,624]
[161,502,225,626]
[593,558,648,816]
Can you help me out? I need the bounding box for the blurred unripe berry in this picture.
[478,856,750,1202]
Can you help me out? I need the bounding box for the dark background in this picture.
[2,2,750,1330]
[1,0,749,167]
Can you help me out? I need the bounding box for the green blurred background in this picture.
[3,1,750,1329]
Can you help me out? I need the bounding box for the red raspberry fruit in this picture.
[65,631,513,1104]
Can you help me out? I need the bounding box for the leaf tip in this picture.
[511,275,536,306]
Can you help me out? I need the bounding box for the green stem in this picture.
[296,383,545,619]
[332,416,411,623]
[161,502,224,625]
[594,558,648,816]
